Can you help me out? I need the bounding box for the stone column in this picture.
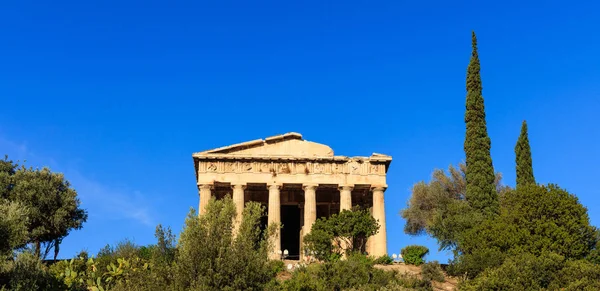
[339,185,353,211]
[198,184,213,216]
[268,184,281,260]
[338,185,353,254]
[303,184,318,235]
[232,183,246,233]
[371,186,387,257]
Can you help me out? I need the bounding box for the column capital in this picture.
[338,185,354,191]
[268,183,282,190]
[198,184,214,190]
[231,183,247,190]
[302,183,318,191]
[370,185,387,192]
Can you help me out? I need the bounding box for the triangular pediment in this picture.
[193,132,334,158]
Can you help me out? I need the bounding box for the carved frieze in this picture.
[278,163,291,174]
[260,162,271,173]
[197,160,384,176]
[224,162,237,172]
[207,162,217,172]
[242,162,253,172]
[313,163,324,174]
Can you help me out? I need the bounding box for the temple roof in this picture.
[192,132,392,162]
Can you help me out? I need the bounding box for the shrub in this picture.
[268,259,285,275]
[2,252,63,291]
[421,261,444,282]
[453,184,597,278]
[282,253,410,290]
[373,254,393,265]
[174,196,277,290]
[304,207,379,261]
[460,252,600,290]
[401,245,429,266]
[280,253,434,291]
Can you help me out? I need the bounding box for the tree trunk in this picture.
[53,238,60,261]
[34,240,41,258]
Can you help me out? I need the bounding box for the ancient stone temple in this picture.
[192,132,392,260]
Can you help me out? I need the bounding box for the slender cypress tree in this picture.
[464,32,498,215]
[515,120,535,187]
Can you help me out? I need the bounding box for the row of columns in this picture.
[197,183,387,258]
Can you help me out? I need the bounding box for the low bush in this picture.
[460,252,600,290]
[401,245,429,266]
[1,252,63,291]
[373,254,393,265]
[281,253,432,291]
[269,259,285,275]
[421,261,444,282]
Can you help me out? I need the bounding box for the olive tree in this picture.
[174,196,278,290]
[304,207,379,261]
[1,156,87,259]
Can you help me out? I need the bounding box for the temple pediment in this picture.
[192,133,392,185]
[193,132,335,158]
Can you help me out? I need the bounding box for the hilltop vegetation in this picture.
[2,32,599,290]
[401,32,600,289]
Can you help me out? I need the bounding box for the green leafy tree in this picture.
[464,31,498,215]
[304,207,379,261]
[0,156,18,196]
[460,252,600,290]
[515,120,535,187]
[401,164,508,251]
[587,229,600,264]
[7,166,88,259]
[453,184,597,278]
[174,196,277,290]
[0,200,29,259]
[0,157,29,260]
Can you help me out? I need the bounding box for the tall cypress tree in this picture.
[464,32,498,215]
[515,120,535,187]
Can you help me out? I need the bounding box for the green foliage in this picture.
[460,252,600,290]
[401,33,600,289]
[515,120,535,187]
[173,196,276,290]
[304,207,379,261]
[373,254,393,265]
[464,31,498,216]
[452,183,597,278]
[80,226,177,291]
[268,259,285,274]
[586,229,600,265]
[0,200,29,258]
[0,157,29,259]
[281,253,432,291]
[401,164,508,251]
[0,157,88,259]
[401,245,429,266]
[420,261,445,283]
[49,255,150,291]
[1,252,63,291]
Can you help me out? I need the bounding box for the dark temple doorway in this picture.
[280,205,301,260]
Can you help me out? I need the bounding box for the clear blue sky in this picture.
[1,0,599,262]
